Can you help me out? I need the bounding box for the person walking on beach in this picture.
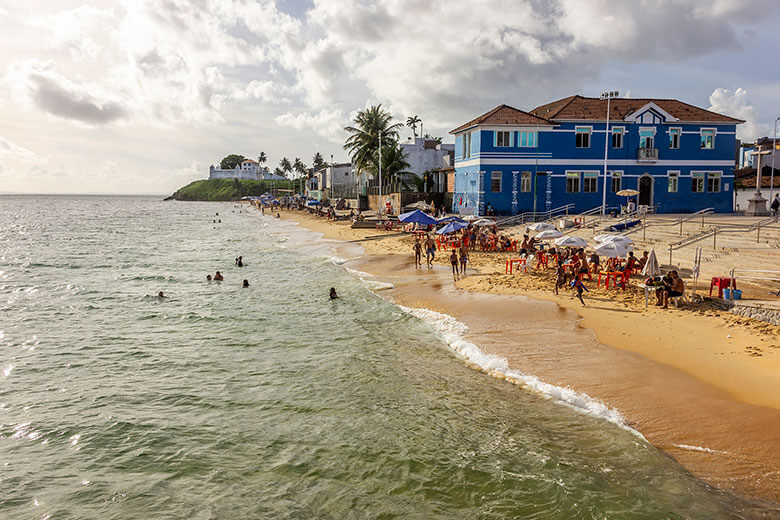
[570,277,588,306]
[449,249,459,277]
[772,194,780,217]
[413,239,423,268]
[554,262,567,295]
[459,248,468,275]
[425,235,436,268]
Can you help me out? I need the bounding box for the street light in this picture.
[600,90,619,215]
[771,117,779,202]
[378,132,383,216]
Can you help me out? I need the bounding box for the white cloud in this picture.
[0,136,40,161]
[275,106,347,142]
[708,88,764,141]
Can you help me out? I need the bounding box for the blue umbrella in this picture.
[398,209,437,226]
[436,221,468,234]
[306,200,321,206]
[437,216,466,224]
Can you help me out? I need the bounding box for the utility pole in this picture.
[771,117,778,202]
[378,132,383,216]
[600,91,619,215]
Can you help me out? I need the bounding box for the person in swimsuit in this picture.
[214,271,224,281]
[570,278,588,306]
[413,240,422,268]
[660,270,684,309]
[425,236,436,268]
[242,279,250,288]
[450,249,459,276]
[329,287,339,299]
[206,274,212,282]
[459,248,468,275]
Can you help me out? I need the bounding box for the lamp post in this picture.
[600,90,619,215]
[378,132,383,216]
[771,117,779,202]
[533,125,539,215]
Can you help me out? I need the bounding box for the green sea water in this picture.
[0,195,772,519]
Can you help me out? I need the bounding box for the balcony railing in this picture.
[637,148,658,162]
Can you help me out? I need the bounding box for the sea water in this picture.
[0,195,766,519]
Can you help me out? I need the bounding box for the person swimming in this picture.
[329,287,339,299]
[236,256,243,267]
[157,291,166,299]
[242,279,250,288]
[214,271,224,281]
[206,274,212,281]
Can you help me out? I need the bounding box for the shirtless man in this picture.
[413,239,422,268]
[449,249,459,276]
[425,235,436,268]
[660,270,684,309]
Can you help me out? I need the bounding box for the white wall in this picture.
[400,138,455,177]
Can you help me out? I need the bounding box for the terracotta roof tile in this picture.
[530,95,744,123]
[450,104,554,134]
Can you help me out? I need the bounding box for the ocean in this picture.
[0,195,763,519]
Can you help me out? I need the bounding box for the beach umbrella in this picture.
[528,222,556,232]
[594,234,633,245]
[594,241,632,258]
[535,229,563,240]
[473,218,496,227]
[641,248,661,277]
[437,216,467,224]
[462,215,480,222]
[616,189,639,197]
[436,221,468,235]
[399,209,437,226]
[553,235,587,248]
[406,200,435,211]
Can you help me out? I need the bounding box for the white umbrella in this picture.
[594,234,633,245]
[473,219,496,227]
[535,229,563,240]
[616,189,639,197]
[462,215,480,221]
[594,241,632,258]
[641,248,661,277]
[553,236,587,248]
[528,222,556,232]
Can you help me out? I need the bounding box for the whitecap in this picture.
[672,444,729,455]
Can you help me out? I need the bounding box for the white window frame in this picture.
[491,171,502,192]
[518,130,537,148]
[668,127,681,149]
[462,132,472,159]
[575,127,591,148]
[691,171,705,193]
[700,128,716,150]
[583,171,599,193]
[667,171,679,193]
[566,171,581,193]
[611,127,624,149]
[520,171,532,192]
[610,170,623,193]
[639,126,656,149]
[495,130,511,147]
[707,171,722,193]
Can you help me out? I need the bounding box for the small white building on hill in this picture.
[209,157,287,181]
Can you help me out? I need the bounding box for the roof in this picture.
[242,159,259,164]
[450,104,554,134]
[529,95,744,123]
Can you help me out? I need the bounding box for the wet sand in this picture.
[279,209,780,508]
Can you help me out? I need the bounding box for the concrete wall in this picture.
[400,138,455,177]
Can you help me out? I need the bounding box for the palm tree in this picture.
[258,151,267,165]
[406,115,421,138]
[293,158,306,194]
[378,142,412,187]
[344,105,403,181]
[280,157,292,178]
[312,152,326,170]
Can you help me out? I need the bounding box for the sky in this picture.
[0,0,778,194]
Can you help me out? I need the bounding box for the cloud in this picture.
[28,70,128,124]
[708,88,764,141]
[275,106,347,142]
[0,136,40,161]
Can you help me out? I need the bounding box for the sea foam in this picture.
[399,305,639,435]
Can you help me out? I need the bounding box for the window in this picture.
[668,171,679,193]
[669,128,681,149]
[639,128,655,149]
[462,132,472,158]
[496,131,511,147]
[491,171,502,192]
[566,172,580,193]
[701,129,715,149]
[520,171,532,192]
[691,172,705,193]
[575,127,590,148]
[583,171,598,193]
[518,130,537,148]
[707,172,721,193]
[611,171,622,193]
[612,128,623,148]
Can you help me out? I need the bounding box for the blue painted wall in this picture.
[452,112,737,215]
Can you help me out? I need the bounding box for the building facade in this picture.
[451,97,743,215]
[400,137,455,178]
[209,157,287,181]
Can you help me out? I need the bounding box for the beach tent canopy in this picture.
[436,221,468,235]
[594,234,633,245]
[399,209,437,226]
[553,236,587,248]
[437,216,467,224]
[472,219,496,227]
[306,200,321,206]
[528,222,556,232]
[594,241,633,258]
[641,249,661,277]
[535,229,563,240]
[405,200,435,211]
[616,189,640,197]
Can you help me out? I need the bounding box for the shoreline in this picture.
[275,209,780,509]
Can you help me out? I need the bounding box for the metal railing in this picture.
[726,268,780,299]
[495,204,574,227]
[637,148,658,162]
[667,215,779,264]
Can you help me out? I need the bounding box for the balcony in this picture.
[637,148,658,162]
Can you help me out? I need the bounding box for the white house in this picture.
[209,157,287,181]
[400,137,455,177]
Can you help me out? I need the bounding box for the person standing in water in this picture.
[242,279,250,288]
[329,287,339,299]
[214,271,224,281]
[425,235,436,268]
[449,249,459,276]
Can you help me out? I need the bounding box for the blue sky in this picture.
[0,0,778,194]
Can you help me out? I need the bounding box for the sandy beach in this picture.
[276,208,780,508]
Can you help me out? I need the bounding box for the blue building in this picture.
[451,96,743,215]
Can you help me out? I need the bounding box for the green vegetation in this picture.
[169,178,293,201]
[344,104,410,184]
[219,154,246,169]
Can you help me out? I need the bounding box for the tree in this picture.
[344,104,403,180]
[273,167,286,178]
[423,133,443,144]
[312,152,326,170]
[280,157,292,177]
[293,158,306,177]
[378,143,412,185]
[258,152,267,165]
[406,115,421,138]
[220,154,245,169]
